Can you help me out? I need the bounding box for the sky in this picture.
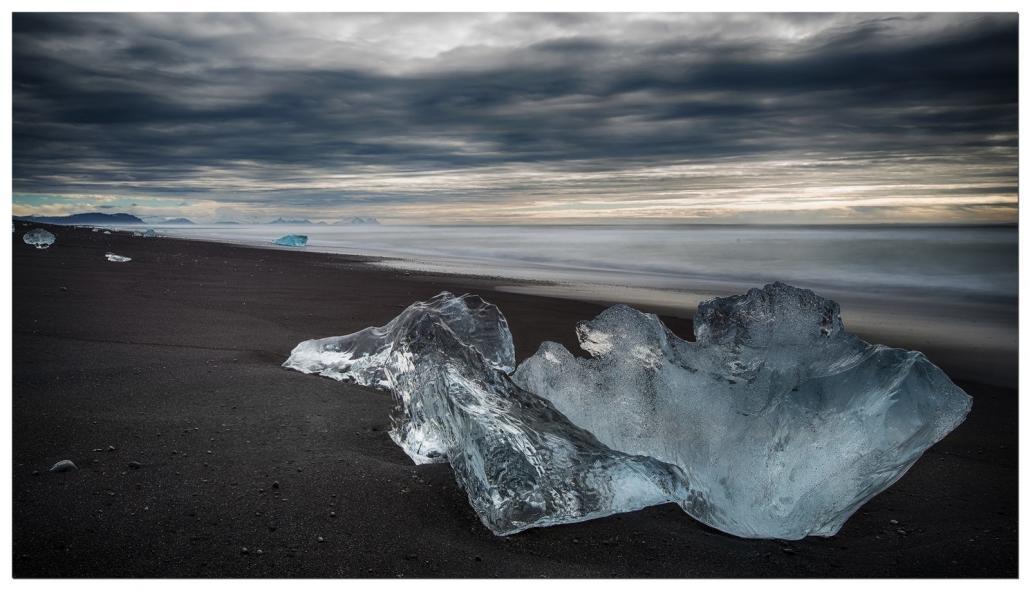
[12,12,1018,224]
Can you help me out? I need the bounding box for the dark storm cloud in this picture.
[11,13,1018,222]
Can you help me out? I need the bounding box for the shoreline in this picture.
[133,224,1017,387]
[12,223,1017,577]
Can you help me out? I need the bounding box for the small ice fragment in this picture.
[23,228,56,249]
[274,234,308,247]
[143,229,157,238]
[92,228,100,233]
[49,460,77,473]
[103,230,111,235]
[105,252,132,262]
[132,231,143,237]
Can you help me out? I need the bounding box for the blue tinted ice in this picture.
[285,285,971,539]
[274,234,308,247]
[514,282,972,538]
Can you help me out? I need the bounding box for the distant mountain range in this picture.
[15,212,145,225]
[267,216,380,225]
[15,212,380,226]
[335,216,380,225]
[269,217,312,224]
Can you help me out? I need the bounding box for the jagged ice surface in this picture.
[274,234,308,247]
[284,285,971,539]
[23,228,55,249]
[283,293,689,535]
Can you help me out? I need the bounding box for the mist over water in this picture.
[153,223,1017,301]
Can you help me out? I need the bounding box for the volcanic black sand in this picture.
[12,223,1018,578]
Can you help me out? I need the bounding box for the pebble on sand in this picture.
[49,460,78,473]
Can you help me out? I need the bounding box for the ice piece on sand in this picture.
[284,292,689,535]
[92,228,100,232]
[132,231,143,237]
[103,230,111,235]
[105,253,131,262]
[49,460,77,473]
[143,229,157,238]
[513,282,972,539]
[23,228,56,249]
[285,285,970,540]
[274,234,308,247]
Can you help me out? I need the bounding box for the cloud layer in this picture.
[13,13,1018,223]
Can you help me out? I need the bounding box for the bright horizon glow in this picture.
[12,13,1018,224]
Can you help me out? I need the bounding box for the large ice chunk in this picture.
[23,228,56,249]
[284,285,970,540]
[513,282,972,539]
[283,292,690,534]
[274,234,308,247]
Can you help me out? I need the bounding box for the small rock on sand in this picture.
[49,460,77,473]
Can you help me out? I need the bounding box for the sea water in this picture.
[144,223,1018,385]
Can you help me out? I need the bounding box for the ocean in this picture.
[143,222,1018,385]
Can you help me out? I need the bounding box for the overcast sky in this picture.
[12,13,1018,223]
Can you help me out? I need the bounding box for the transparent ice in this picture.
[143,229,157,238]
[23,228,56,249]
[284,292,689,535]
[105,253,131,262]
[285,285,971,539]
[274,234,308,247]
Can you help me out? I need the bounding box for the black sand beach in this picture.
[12,224,1018,578]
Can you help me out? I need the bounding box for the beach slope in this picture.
[12,224,1017,577]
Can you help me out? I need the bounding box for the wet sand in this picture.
[12,223,1018,577]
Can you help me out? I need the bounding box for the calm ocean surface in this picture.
[150,223,1016,300]
[142,222,1017,385]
